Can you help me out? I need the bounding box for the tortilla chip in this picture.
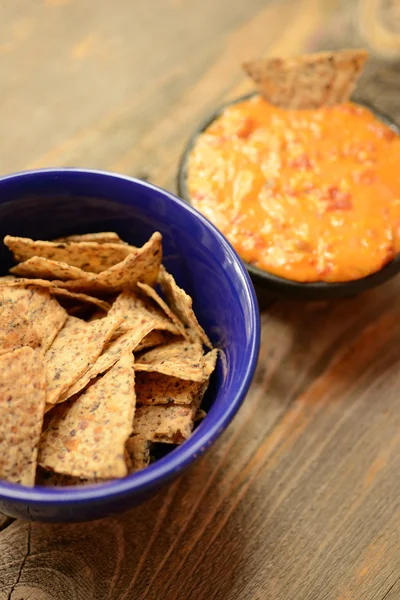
[60,319,154,402]
[0,286,68,351]
[0,290,41,354]
[158,266,212,349]
[49,288,110,312]
[0,347,46,486]
[110,291,180,338]
[242,49,368,109]
[135,339,205,381]
[93,231,162,289]
[38,355,136,479]
[35,467,104,486]
[53,232,125,244]
[10,256,96,281]
[5,235,135,273]
[137,282,189,339]
[133,403,197,444]
[135,330,174,353]
[136,349,218,405]
[125,435,152,472]
[46,314,122,405]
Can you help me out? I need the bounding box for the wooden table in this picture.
[1,1,400,598]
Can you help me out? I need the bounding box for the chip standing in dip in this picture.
[186,50,400,283]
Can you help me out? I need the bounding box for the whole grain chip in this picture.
[54,232,125,244]
[0,347,46,486]
[46,313,122,405]
[137,282,189,339]
[5,235,135,273]
[125,435,152,472]
[133,403,198,444]
[94,231,162,290]
[48,288,111,312]
[60,319,155,402]
[158,266,212,349]
[242,49,368,110]
[10,256,96,281]
[35,467,104,486]
[110,291,180,336]
[136,348,218,405]
[135,330,174,353]
[38,354,136,480]
[0,286,67,351]
[135,339,205,382]
[0,291,41,354]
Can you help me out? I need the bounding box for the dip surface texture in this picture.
[187,96,400,282]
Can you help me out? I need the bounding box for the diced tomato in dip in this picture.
[187,96,400,282]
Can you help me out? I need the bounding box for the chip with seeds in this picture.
[135,339,205,381]
[0,290,41,354]
[60,319,155,402]
[38,354,136,479]
[35,467,104,486]
[242,49,368,110]
[0,347,46,486]
[158,266,212,349]
[137,282,189,339]
[133,403,198,444]
[136,349,218,405]
[125,435,152,472]
[135,330,174,353]
[110,291,180,337]
[48,288,110,312]
[10,256,96,281]
[5,235,136,273]
[54,232,125,244]
[46,314,122,405]
[0,286,68,351]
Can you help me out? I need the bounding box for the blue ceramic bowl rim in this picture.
[0,167,260,506]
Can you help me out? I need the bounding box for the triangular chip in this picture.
[0,286,68,351]
[53,232,125,244]
[0,347,46,486]
[135,330,174,353]
[158,266,212,349]
[48,288,110,312]
[60,319,154,402]
[0,290,41,354]
[0,278,109,311]
[5,235,135,273]
[35,467,104,486]
[46,314,122,405]
[110,291,180,337]
[135,339,205,382]
[93,231,162,289]
[137,282,189,339]
[38,354,136,479]
[125,435,152,472]
[10,256,96,281]
[136,349,218,404]
[132,403,198,444]
[242,49,368,109]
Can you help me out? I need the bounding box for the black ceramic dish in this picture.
[177,93,400,306]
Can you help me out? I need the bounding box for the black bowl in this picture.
[177,93,400,306]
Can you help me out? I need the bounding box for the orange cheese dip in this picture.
[187,96,400,282]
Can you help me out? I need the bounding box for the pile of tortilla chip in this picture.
[0,231,217,488]
[243,48,368,109]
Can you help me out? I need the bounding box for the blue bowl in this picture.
[0,168,260,523]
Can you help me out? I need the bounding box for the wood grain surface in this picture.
[1,0,400,599]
